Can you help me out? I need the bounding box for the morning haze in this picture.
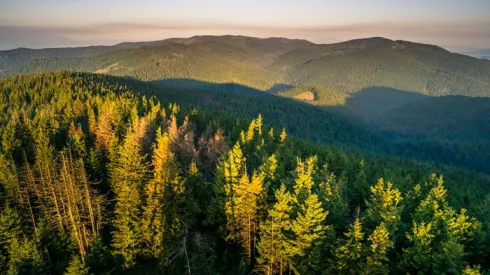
[0,0,489,50]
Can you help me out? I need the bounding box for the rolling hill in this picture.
[2,35,490,96]
[2,36,490,131]
[1,36,490,171]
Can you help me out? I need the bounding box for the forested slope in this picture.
[2,36,490,97]
[0,72,489,274]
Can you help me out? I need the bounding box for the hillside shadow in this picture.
[152,78,268,97]
[266,83,294,94]
[146,78,387,148]
[332,86,427,121]
[125,77,490,174]
[149,79,428,123]
[146,78,490,142]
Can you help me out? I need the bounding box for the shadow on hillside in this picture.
[331,86,427,121]
[146,78,490,141]
[152,78,267,96]
[267,83,294,94]
[122,77,490,174]
[151,78,428,121]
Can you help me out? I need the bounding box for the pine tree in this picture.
[0,205,23,273]
[365,178,402,235]
[290,194,329,257]
[64,255,90,275]
[142,128,187,264]
[319,168,348,228]
[141,130,172,258]
[365,222,393,274]
[86,237,114,274]
[232,171,264,262]
[292,156,317,203]
[334,218,366,274]
[280,128,287,143]
[403,176,480,274]
[400,221,435,274]
[0,154,23,206]
[111,121,149,268]
[7,236,45,275]
[220,143,246,239]
[351,159,368,210]
[463,265,481,275]
[256,185,293,275]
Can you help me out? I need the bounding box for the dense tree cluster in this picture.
[0,72,489,274]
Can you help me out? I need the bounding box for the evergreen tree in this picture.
[289,194,329,271]
[280,128,287,143]
[400,221,435,274]
[350,159,368,210]
[7,236,45,275]
[86,238,114,275]
[141,130,173,258]
[365,178,402,235]
[219,143,246,239]
[334,218,366,274]
[64,256,90,275]
[236,172,264,262]
[365,222,393,274]
[463,265,482,275]
[256,185,293,275]
[111,121,149,268]
[0,205,23,273]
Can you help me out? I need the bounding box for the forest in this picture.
[0,72,489,274]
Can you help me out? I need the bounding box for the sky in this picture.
[0,0,489,51]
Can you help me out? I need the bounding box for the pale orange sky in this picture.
[0,0,489,50]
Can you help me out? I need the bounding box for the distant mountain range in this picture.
[2,35,489,95]
[460,48,490,60]
[1,35,490,143]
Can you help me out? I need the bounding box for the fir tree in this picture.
[111,121,149,268]
[365,178,402,235]
[289,193,329,272]
[257,185,293,275]
[365,222,393,274]
[334,218,366,274]
[64,255,90,275]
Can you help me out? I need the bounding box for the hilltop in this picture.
[1,35,489,96]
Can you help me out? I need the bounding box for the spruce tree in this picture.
[256,185,293,275]
[64,255,90,275]
[111,121,149,268]
[334,218,366,274]
[365,222,393,274]
[290,194,328,257]
[365,178,402,235]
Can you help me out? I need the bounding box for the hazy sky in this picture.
[0,0,489,50]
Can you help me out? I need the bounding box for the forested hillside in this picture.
[2,35,490,146]
[2,36,490,97]
[0,72,489,274]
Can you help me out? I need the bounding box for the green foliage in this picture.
[0,71,488,275]
[365,178,402,234]
[334,218,366,274]
[64,256,90,275]
[7,237,45,275]
[0,205,23,273]
[111,120,150,268]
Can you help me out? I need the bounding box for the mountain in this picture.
[461,48,490,60]
[1,36,490,171]
[2,35,489,96]
[2,36,490,134]
[0,45,119,68]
